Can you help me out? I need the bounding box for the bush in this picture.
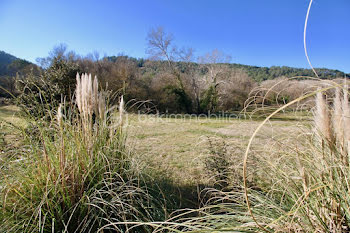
[1,74,167,232]
[200,85,218,113]
[15,57,80,120]
[204,138,231,187]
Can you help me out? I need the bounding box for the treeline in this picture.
[55,48,257,114]
[1,26,349,113]
[2,49,349,114]
[13,49,256,115]
[12,51,343,116]
[228,64,349,82]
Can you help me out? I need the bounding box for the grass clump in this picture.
[0,73,167,232]
[159,83,350,233]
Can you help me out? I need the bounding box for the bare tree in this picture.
[146,26,193,113]
[36,43,79,68]
[146,27,174,63]
[219,69,255,110]
[197,49,232,112]
[174,47,194,62]
[198,49,231,64]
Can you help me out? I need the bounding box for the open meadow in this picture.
[1,0,350,231]
[2,82,350,232]
[1,105,309,186]
[127,112,308,185]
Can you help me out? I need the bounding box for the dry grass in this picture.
[0,74,167,232]
[0,105,308,187]
[0,105,26,153]
[126,113,306,185]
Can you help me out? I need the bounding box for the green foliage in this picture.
[204,138,231,187]
[200,84,218,113]
[15,57,80,120]
[0,51,40,97]
[165,85,193,113]
[266,93,291,105]
[228,64,349,82]
[44,57,80,98]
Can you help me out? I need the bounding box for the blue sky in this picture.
[0,0,349,72]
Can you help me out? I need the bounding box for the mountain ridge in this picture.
[1,50,349,81]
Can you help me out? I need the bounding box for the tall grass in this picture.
[1,0,346,232]
[146,84,348,233]
[156,0,350,231]
[0,73,167,232]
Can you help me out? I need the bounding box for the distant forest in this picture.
[106,56,349,82]
[1,51,347,84]
[0,40,349,113]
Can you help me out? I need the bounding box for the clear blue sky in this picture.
[0,0,349,72]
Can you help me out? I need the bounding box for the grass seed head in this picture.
[314,90,332,142]
[333,88,343,145]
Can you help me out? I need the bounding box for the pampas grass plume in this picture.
[314,91,332,142]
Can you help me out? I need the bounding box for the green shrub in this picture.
[204,138,232,188]
[200,85,218,113]
[15,57,80,120]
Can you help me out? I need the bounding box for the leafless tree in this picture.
[146,27,175,63]
[196,49,232,112]
[146,26,193,113]
[36,43,79,68]
[198,49,231,64]
[198,49,232,87]
[219,69,256,110]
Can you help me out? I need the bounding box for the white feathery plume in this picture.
[87,74,92,115]
[84,73,90,117]
[98,93,106,120]
[333,88,343,145]
[119,95,124,126]
[76,73,105,121]
[93,75,99,114]
[314,91,332,142]
[342,82,350,150]
[76,73,82,113]
[80,73,87,118]
[57,103,63,127]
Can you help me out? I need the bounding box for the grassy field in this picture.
[0,105,315,231]
[3,98,350,232]
[0,105,307,185]
[0,105,25,153]
[126,112,307,185]
[0,106,307,183]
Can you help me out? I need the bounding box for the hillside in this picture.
[2,50,349,107]
[0,51,41,97]
[0,51,18,76]
[107,56,349,82]
[1,50,348,81]
[0,50,39,77]
[227,63,349,82]
[0,51,17,64]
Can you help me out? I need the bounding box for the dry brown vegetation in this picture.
[126,113,306,186]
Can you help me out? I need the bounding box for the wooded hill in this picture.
[106,55,349,82]
[1,49,347,82]
[0,51,39,77]
[1,49,349,113]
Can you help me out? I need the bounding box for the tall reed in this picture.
[0,73,163,232]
